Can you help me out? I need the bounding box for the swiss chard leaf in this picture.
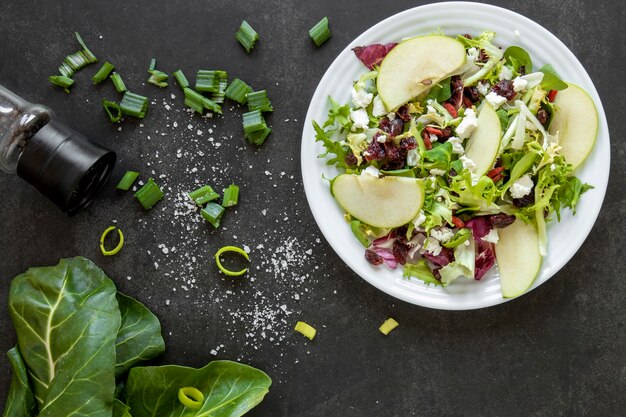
[115,293,165,378]
[8,257,121,417]
[112,400,132,417]
[539,64,568,91]
[3,347,37,417]
[125,360,271,417]
[503,46,532,73]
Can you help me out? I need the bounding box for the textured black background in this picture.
[1,1,625,416]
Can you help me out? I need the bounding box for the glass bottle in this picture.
[0,84,116,214]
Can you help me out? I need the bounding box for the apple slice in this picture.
[495,219,542,298]
[548,83,598,170]
[377,35,467,110]
[331,174,424,228]
[463,103,501,176]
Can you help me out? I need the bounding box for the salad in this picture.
[313,31,597,297]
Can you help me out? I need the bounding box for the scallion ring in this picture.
[214,245,250,276]
[100,226,124,256]
[178,386,204,410]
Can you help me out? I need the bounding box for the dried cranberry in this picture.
[491,80,516,101]
[392,241,408,265]
[381,142,406,170]
[488,213,516,228]
[344,152,358,167]
[464,86,480,103]
[463,34,473,39]
[379,117,404,137]
[400,136,417,150]
[396,105,411,122]
[518,65,526,76]
[365,249,384,266]
[440,126,453,141]
[536,108,549,125]
[447,76,464,108]
[477,49,489,63]
[364,140,386,162]
[513,191,535,208]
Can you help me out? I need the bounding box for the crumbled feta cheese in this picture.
[510,174,534,199]
[386,112,396,121]
[430,168,446,176]
[376,134,387,143]
[429,133,439,143]
[467,47,479,64]
[476,81,490,96]
[431,227,455,243]
[351,87,373,109]
[485,92,508,109]
[482,229,500,244]
[460,155,477,172]
[372,95,387,117]
[350,108,370,130]
[513,76,528,93]
[407,149,419,167]
[361,166,381,178]
[514,29,521,38]
[499,65,513,81]
[550,163,556,171]
[455,108,478,139]
[448,136,465,154]
[412,210,426,228]
[422,236,442,256]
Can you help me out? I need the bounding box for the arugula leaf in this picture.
[503,46,533,73]
[3,347,37,417]
[115,293,166,378]
[125,361,271,417]
[403,261,441,286]
[8,257,121,417]
[539,64,569,91]
[313,121,350,171]
[425,77,452,102]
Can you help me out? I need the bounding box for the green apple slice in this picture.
[463,102,501,176]
[331,174,424,228]
[377,35,467,110]
[495,219,542,298]
[548,83,598,170]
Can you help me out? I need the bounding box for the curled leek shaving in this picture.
[178,386,204,410]
[214,246,250,276]
[100,226,124,256]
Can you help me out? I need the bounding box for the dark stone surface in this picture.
[0,0,624,416]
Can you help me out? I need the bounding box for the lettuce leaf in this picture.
[403,260,441,286]
[313,120,350,171]
[439,239,476,286]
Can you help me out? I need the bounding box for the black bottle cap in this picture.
[16,120,116,215]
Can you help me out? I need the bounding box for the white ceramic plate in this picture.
[301,2,610,310]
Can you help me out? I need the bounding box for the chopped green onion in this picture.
[116,171,140,191]
[120,92,148,118]
[134,178,164,210]
[100,226,124,256]
[48,75,74,93]
[201,202,225,228]
[148,69,169,88]
[235,20,258,53]
[92,61,115,84]
[245,126,271,145]
[149,58,156,72]
[110,72,127,93]
[188,185,219,205]
[221,185,239,207]
[214,245,250,276]
[309,17,331,47]
[294,321,316,340]
[102,99,122,123]
[173,69,189,89]
[183,87,222,114]
[75,32,97,62]
[195,70,220,93]
[242,110,266,134]
[224,78,252,104]
[211,70,228,103]
[178,387,204,410]
[246,90,273,112]
[379,318,399,335]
